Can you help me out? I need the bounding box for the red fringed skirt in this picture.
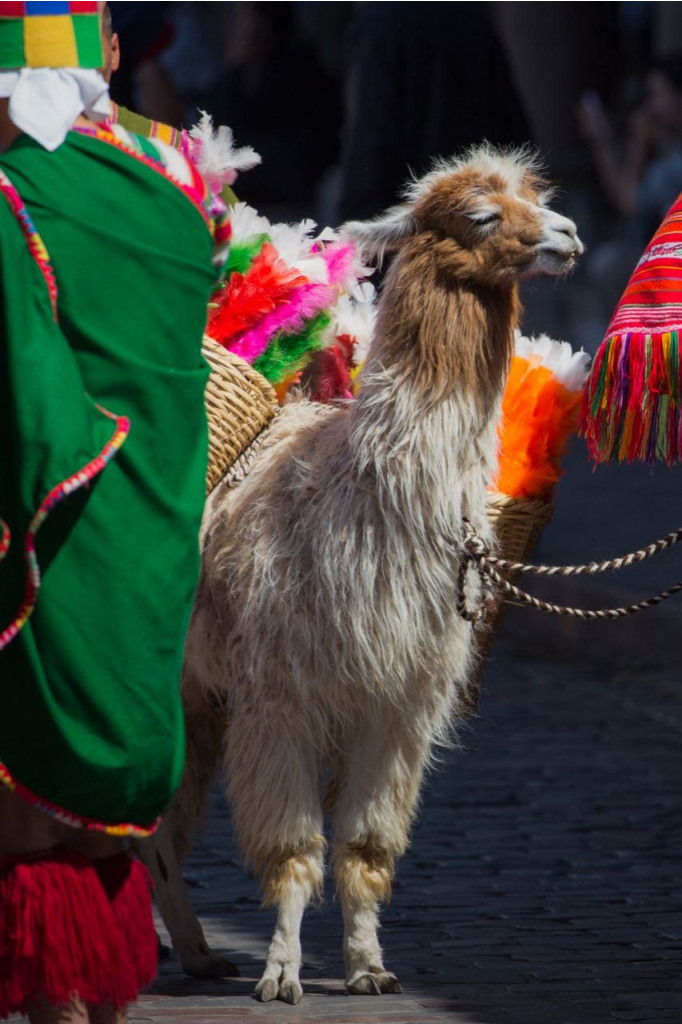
[0,847,157,1017]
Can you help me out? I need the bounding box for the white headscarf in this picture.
[0,68,111,152]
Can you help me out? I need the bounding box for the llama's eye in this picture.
[470,212,500,227]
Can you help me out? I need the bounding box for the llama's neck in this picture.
[348,252,519,531]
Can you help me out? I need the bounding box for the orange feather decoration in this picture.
[493,335,590,501]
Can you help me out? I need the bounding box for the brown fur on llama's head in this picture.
[343,145,583,287]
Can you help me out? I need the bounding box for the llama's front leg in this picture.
[254,836,325,1004]
[226,713,324,1004]
[332,716,433,995]
[334,837,403,995]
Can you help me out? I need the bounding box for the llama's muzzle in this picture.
[533,209,583,275]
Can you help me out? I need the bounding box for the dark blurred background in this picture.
[108,1,682,350]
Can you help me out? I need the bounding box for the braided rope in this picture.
[466,523,682,577]
[481,558,682,619]
[458,521,682,620]
[218,412,282,490]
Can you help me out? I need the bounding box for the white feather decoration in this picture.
[514,331,590,392]
[229,202,272,246]
[269,220,328,282]
[187,111,261,189]
[328,282,378,366]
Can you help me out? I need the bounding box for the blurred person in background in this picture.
[336,2,532,222]
[208,2,342,218]
[579,54,682,322]
[108,0,184,128]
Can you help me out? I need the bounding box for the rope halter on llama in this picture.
[454,520,682,622]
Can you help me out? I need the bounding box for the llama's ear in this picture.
[341,206,417,263]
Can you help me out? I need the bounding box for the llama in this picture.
[139,146,582,1003]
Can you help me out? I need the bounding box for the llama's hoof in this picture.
[255,975,303,1004]
[347,970,402,995]
[182,953,240,979]
[255,978,279,1002]
[376,971,402,994]
[279,979,303,1005]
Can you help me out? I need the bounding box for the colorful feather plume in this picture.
[206,202,374,392]
[580,193,682,466]
[493,333,590,500]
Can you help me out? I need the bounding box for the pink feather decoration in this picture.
[230,281,336,364]
[320,241,357,287]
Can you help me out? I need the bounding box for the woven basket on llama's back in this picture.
[485,491,553,568]
[202,335,279,495]
[460,490,554,716]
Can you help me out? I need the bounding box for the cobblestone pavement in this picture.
[9,648,681,1024]
[128,648,682,1024]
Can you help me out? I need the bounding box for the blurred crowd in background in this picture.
[108,1,682,350]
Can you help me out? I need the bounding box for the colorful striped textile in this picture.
[0,2,102,69]
[109,102,181,150]
[580,193,682,465]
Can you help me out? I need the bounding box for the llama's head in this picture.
[343,146,582,286]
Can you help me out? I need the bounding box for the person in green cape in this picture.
[0,4,228,1021]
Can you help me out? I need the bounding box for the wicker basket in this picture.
[203,335,279,495]
[485,491,553,570]
[461,489,554,716]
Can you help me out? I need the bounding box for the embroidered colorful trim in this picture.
[0,760,159,838]
[109,101,181,148]
[0,521,9,565]
[0,407,130,652]
[0,168,57,318]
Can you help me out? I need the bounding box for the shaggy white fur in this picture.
[137,146,582,1004]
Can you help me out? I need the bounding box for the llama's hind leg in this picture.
[136,682,238,979]
[226,713,324,1004]
[332,718,432,995]
[137,817,237,979]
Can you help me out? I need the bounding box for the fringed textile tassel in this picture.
[580,192,682,465]
[0,847,144,1017]
[580,331,680,466]
[95,853,158,995]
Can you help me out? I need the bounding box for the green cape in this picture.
[0,131,214,833]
